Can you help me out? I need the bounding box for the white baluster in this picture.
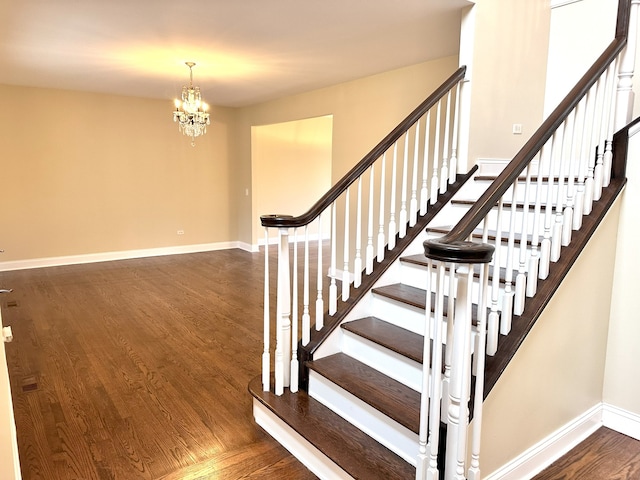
[445,265,473,480]
[378,154,387,261]
[583,74,607,204]
[440,91,452,194]
[420,111,431,215]
[366,166,375,274]
[400,133,409,238]
[302,226,311,346]
[541,131,561,278]
[515,164,533,316]
[551,119,568,262]
[290,228,299,393]
[389,143,398,250]
[603,61,617,188]
[442,264,455,421]
[276,227,291,395]
[343,188,351,301]
[410,120,421,226]
[449,82,461,185]
[529,142,551,296]
[329,202,338,315]
[501,182,518,335]
[263,228,271,391]
[580,85,597,219]
[354,178,363,288]
[426,262,447,480]
[430,100,442,206]
[468,262,489,480]
[487,198,504,356]
[562,108,579,247]
[417,258,434,479]
[316,213,324,330]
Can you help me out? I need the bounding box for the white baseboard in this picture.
[0,241,254,272]
[253,399,353,480]
[602,403,640,441]
[484,403,602,480]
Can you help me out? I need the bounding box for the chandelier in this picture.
[173,62,210,146]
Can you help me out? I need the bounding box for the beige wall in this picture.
[603,128,640,416]
[467,0,551,162]
[251,116,333,245]
[233,56,460,246]
[481,196,622,476]
[0,85,236,264]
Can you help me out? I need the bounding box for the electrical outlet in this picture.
[177,230,185,235]
[512,123,523,134]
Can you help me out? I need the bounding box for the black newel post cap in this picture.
[423,238,494,264]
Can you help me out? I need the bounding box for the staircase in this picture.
[249,1,637,478]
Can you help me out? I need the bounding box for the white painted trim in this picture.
[602,403,640,441]
[252,399,353,480]
[551,0,583,9]
[236,241,255,253]
[483,403,602,480]
[0,241,251,272]
[629,121,640,137]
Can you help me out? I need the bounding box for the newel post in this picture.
[616,0,640,130]
[419,239,493,480]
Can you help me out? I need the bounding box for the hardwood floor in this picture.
[533,427,640,480]
[0,250,318,480]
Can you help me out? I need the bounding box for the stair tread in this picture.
[341,316,424,363]
[401,254,508,284]
[452,198,552,210]
[474,174,579,182]
[372,283,482,323]
[426,225,533,245]
[249,375,415,479]
[306,353,420,433]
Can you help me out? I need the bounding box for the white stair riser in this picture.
[370,292,481,349]
[308,371,419,466]
[400,262,498,306]
[370,294,427,335]
[341,330,424,392]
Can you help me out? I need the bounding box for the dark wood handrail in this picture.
[425,0,631,259]
[260,66,467,228]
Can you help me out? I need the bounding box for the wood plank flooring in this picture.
[533,427,640,480]
[0,249,318,480]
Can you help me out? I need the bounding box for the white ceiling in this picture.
[0,0,471,107]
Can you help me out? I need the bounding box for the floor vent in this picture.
[22,375,39,392]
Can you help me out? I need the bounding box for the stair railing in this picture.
[419,1,638,479]
[260,67,468,395]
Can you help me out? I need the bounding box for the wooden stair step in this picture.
[249,375,415,480]
[474,174,580,182]
[306,353,420,434]
[341,316,424,364]
[401,254,509,284]
[372,283,481,324]
[426,225,534,246]
[452,198,552,211]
